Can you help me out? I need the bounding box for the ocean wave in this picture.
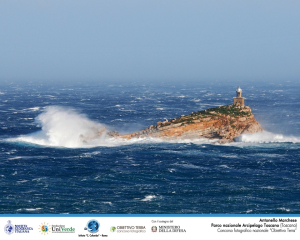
[22,107,41,112]
[235,131,300,143]
[16,208,42,212]
[7,106,116,148]
[141,195,156,201]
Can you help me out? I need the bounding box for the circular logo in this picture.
[85,220,100,233]
[151,226,157,232]
[110,226,116,232]
[4,220,14,235]
[39,222,51,235]
[42,225,48,232]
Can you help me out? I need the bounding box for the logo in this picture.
[4,220,33,234]
[39,222,51,235]
[52,225,75,233]
[4,220,14,235]
[152,226,157,232]
[113,226,146,233]
[84,220,99,233]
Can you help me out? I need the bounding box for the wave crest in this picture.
[235,131,300,143]
[10,106,114,148]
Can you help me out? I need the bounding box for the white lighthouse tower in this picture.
[233,86,245,106]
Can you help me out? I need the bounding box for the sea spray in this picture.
[13,106,109,148]
[235,131,300,143]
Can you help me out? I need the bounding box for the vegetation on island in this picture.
[159,104,252,126]
[196,105,252,117]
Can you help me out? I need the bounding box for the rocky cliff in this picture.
[114,105,263,143]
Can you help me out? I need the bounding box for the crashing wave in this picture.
[235,131,300,143]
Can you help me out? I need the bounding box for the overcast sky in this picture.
[0,0,299,83]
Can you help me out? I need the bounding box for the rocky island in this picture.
[114,104,262,143]
[108,87,263,143]
[81,87,263,144]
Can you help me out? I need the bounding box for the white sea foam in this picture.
[141,195,156,201]
[23,208,42,211]
[17,180,29,183]
[278,207,290,212]
[219,165,230,169]
[235,131,300,143]
[23,107,41,112]
[8,156,23,160]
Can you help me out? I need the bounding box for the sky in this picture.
[0,0,299,83]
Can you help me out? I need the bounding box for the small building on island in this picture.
[233,86,245,106]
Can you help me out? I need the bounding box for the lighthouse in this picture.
[233,86,245,106]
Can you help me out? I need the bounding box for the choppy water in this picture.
[0,80,299,214]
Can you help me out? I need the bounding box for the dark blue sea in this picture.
[0,80,299,214]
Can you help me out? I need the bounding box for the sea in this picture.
[0,80,299,214]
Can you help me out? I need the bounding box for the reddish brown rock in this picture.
[118,104,263,143]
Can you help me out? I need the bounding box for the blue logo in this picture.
[4,220,14,235]
[84,220,100,233]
